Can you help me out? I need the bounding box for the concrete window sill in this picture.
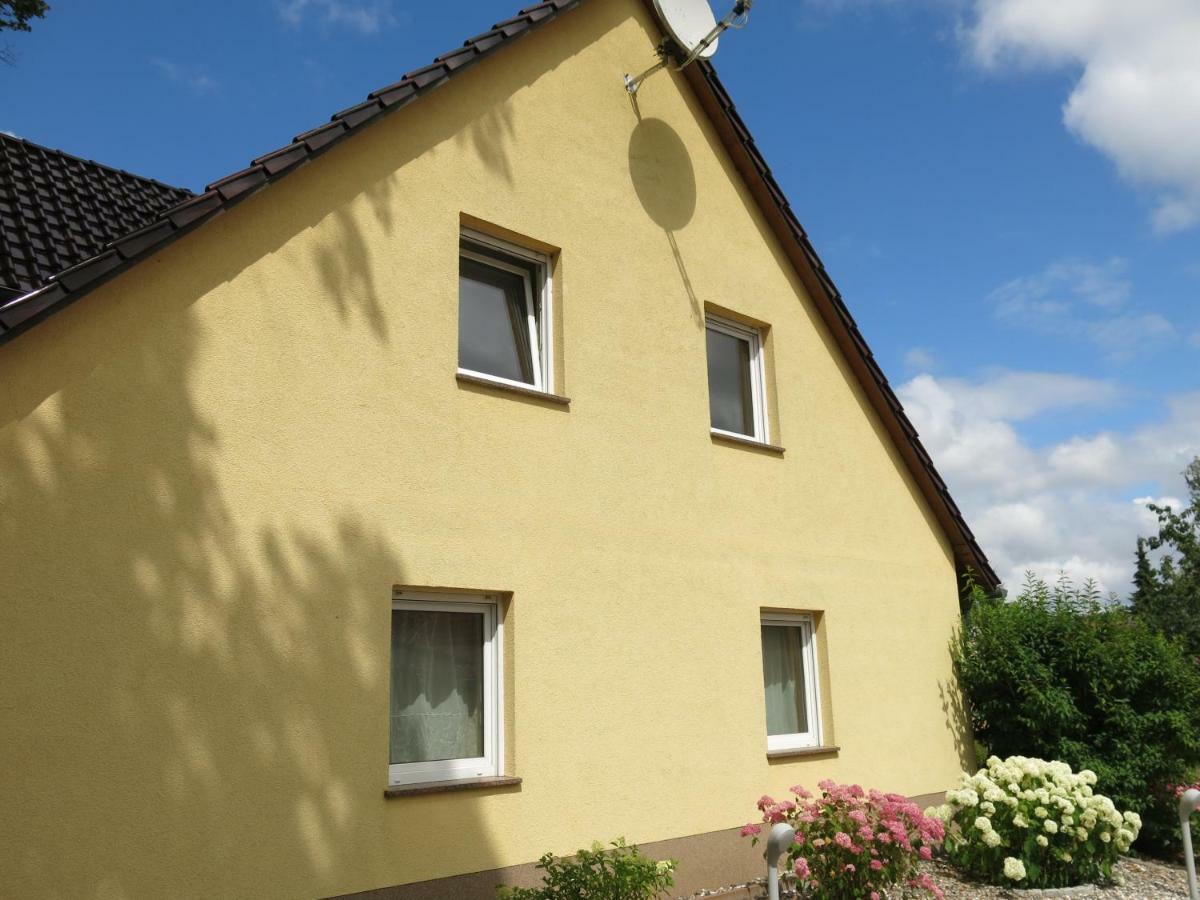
[384,775,523,798]
[766,745,840,761]
[456,372,571,406]
[710,431,785,455]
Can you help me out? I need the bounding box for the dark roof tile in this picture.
[0,282,66,330]
[56,250,123,291]
[167,193,221,228]
[253,144,308,175]
[0,133,193,296]
[298,121,347,152]
[114,220,176,259]
[333,99,385,129]
[210,166,268,201]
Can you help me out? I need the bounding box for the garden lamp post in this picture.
[1181,788,1200,900]
[765,822,796,900]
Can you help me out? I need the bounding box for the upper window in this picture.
[389,591,501,786]
[458,230,552,392]
[705,314,767,442]
[760,613,821,751]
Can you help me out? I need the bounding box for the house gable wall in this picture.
[0,1,968,896]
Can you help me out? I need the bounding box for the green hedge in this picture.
[955,576,1200,854]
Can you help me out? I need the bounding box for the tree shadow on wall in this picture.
[0,172,508,900]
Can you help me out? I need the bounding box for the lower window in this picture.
[760,613,821,750]
[389,591,501,785]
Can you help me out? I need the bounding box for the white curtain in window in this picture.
[390,610,484,764]
[761,625,808,736]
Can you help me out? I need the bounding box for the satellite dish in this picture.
[653,0,721,60]
[625,0,752,94]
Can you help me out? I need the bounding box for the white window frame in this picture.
[760,612,822,751]
[705,313,769,443]
[458,228,553,394]
[388,590,503,786]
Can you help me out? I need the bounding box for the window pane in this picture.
[761,625,809,736]
[459,256,534,383]
[706,326,755,435]
[390,609,485,764]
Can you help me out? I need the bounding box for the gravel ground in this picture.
[922,857,1188,899]
[684,856,1190,899]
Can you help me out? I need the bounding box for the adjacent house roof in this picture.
[0,133,193,304]
[0,0,999,590]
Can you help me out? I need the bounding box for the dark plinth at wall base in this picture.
[766,744,840,761]
[909,790,948,811]
[332,791,950,899]
[329,825,763,900]
[384,776,522,798]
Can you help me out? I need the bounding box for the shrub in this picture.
[955,574,1200,854]
[932,756,1140,888]
[742,780,945,899]
[496,838,675,899]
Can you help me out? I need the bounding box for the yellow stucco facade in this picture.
[0,1,972,896]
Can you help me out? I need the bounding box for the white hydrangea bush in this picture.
[929,756,1140,889]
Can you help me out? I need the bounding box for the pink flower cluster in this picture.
[742,780,945,900]
[1168,781,1200,799]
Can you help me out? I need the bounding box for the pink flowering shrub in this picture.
[742,780,945,900]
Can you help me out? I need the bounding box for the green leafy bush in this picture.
[497,839,675,899]
[932,756,1140,888]
[955,575,1200,854]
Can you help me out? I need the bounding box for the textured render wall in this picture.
[0,1,969,897]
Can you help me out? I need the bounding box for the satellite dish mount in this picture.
[625,0,753,95]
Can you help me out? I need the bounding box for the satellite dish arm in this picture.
[676,0,752,69]
[625,0,753,95]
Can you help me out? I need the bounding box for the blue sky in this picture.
[4,0,1198,592]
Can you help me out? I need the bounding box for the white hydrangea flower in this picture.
[1004,857,1027,881]
[975,816,993,833]
[1044,820,1058,834]
[1036,835,1049,847]
[983,830,1002,847]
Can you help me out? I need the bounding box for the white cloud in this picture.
[899,371,1200,594]
[988,257,1177,361]
[904,347,937,372]
[150,59,216,96]
[966,0,1200,234]
[278,0,397,34]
